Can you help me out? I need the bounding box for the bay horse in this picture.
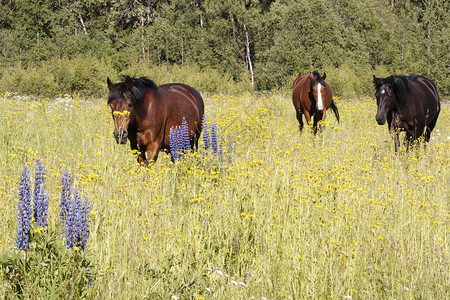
[107,76,204,164]
[292,71,340,134]
[373,75,440,152]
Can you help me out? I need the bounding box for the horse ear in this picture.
[107,77,115,91]
[309,73,315,80]
[125,76,133,91]
[322,72,326,80]
[373,75,378,82]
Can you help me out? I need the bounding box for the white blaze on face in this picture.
[317,83,324,110]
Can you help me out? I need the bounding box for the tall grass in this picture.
[0,92,448,299]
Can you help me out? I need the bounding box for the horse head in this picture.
[373,75,396,125]
[107,76,136,144]
[310,71,327,111]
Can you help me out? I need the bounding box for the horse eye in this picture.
[127,103,133,108]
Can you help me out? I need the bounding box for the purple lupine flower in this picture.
[65,189,91,249]
[80,196,91,249]
[60,171,72,228]
[170,127,178,160]
[35,185,49,227]
[33,160,48,227]
[65,189,80,249]
[202,115,211,151]
[181,117,191,151]
[227,134,233,163]
[169,126,182,162]
[211,122,218,154]
[16,166,32,251]
[175,126,183,157]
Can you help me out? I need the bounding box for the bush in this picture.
[0,56,115,97]
[121,62,252,94]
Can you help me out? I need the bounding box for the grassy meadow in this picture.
[0,92,448,299]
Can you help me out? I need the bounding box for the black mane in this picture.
[311,70,325,86]
[108,76,158,104]
[373,75,410,103]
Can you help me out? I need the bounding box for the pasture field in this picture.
[0,92,448,299]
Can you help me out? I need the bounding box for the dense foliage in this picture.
[0,0,448,96]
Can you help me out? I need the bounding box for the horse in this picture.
[292,71,340,134]
[107,76,204,164]
[373,75,440,152]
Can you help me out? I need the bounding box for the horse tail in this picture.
[330,100,340,124]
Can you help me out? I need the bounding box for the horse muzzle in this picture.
[376,114,386,125]
[114,130,128,144]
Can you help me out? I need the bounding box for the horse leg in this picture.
[193,129,201,150]
[304,111,312,132]
[129,137,146,164]
[404,132,414,151]
[424,114,438,144]
[393,132,400,153]
[313,112,323,135]
[144,142,162,165]
[296,110,304,132]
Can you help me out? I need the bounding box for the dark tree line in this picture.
[0,0,448,96]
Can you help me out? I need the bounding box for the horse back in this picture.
[158,83,204,116]
[407,75,440,122]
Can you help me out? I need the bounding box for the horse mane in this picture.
[373,75,410,103]
[108,76,158,104]
[311,71,322,81]
[310,71,325,86]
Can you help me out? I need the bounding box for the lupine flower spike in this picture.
[202,115,211,151]
[181,117,191,151]
[60,171,72,228]
[65,189,92,250]
[211,122,218,154]
[170,126,182,162]
[16,166,32,251]
[33,160,48,227]
[227,134,233,162]
[169,127,178,161]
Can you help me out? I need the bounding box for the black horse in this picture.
[373,75,440,152]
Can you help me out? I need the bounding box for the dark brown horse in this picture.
[373,75,440,152]
[107,76,204,164]
[292,71,339,134]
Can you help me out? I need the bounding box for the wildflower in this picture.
[202,115,211,151]
[181,117,191,151]
[227,134,233,162]
[60,171,72,228]
[16,166,32,251]
[33,160,48,227]
[169,127,179,161]
[211,122,218,154]
[65,189,91,250]
[169,119,194,162]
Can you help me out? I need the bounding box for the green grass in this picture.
[0,92,448,299]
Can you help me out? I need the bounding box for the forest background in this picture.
[0,0,448,98]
